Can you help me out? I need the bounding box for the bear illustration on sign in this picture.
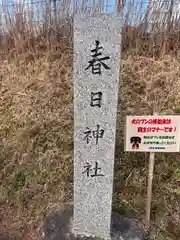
[130,136,141,149]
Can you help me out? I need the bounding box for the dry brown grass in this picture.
[0,0,180,57]
[115,54,180,239]
[0,41,73,239]
[0,40,180,239]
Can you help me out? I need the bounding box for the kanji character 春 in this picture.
[85,40,110,75]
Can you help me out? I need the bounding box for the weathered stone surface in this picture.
[40,205,146,240]
[73,13,122,239]
[0,233,9,240]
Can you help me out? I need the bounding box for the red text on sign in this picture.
[137,127,176,133]
[132,119,172,125]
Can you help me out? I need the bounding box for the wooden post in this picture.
[116,0,120,12]
[145,112,157,230]
[116,0,124,13]
[145,151,155,230]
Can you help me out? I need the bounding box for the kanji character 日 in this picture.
[90,91,102,108]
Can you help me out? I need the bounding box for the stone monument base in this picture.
[40,204,147,240]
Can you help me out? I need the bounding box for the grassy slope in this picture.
[0,41,180,239]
